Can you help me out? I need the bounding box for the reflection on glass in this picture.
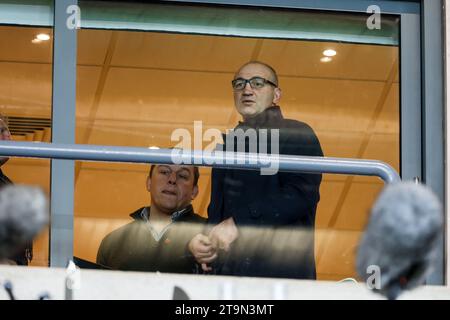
[75,7,399,281]
[0,25,53,266]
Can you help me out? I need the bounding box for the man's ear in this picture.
[191,185,199,200]
[273,87,282,105]
[146,175,152,192]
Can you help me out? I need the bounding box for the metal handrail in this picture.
[0,141,400,184]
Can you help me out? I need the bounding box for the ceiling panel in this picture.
[334,182,384,230]
[0,62,52,117]
[97,67,234,125]
[78,29,112,66]
[259,39,398,81]
[281,78,385,133]
[0,26,52,64]
[111,31,257,71]
[322,131,399,184]
[77,120,227,147]
[373,82,400,134]
[75,164,150,218]
[318,131,366,159]
[315,181,346,228]
[2,158,50,194]
[316,180,386,232]
[76,65,103,118]
[360,133,400,175]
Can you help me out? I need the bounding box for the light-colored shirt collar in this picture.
[139,206,189,241]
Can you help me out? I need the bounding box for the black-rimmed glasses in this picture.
[231,76,277,90]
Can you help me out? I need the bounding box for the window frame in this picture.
[45,0,443,284]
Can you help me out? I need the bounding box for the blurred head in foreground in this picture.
[357,181,443,300]
[0,185,49,264]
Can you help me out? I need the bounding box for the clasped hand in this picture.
[188,217,238,272]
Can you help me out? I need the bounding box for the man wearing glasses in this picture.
[189,61,323,279]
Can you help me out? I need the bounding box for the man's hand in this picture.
[209,217,239,252]
[188,234,218,272]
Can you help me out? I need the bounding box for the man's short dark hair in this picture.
[149,164,200,187]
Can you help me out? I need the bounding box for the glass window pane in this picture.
[75,2,399,281]
[0,23,53,267]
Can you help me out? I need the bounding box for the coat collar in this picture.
[237,105,284,129]
[129,204,194,222]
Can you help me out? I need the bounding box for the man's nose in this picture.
[167,172,177,184]
[242,83,254,95]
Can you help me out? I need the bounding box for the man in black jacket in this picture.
[97,164,206,273]
[189,61,323,279]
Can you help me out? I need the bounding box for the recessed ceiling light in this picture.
[320,57,333,63]
[149,146,160,150]
[323,49,337,57]
[36,33,50,41]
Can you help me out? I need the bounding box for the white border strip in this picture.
[81,20,398,46]
[0,2,52,27]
